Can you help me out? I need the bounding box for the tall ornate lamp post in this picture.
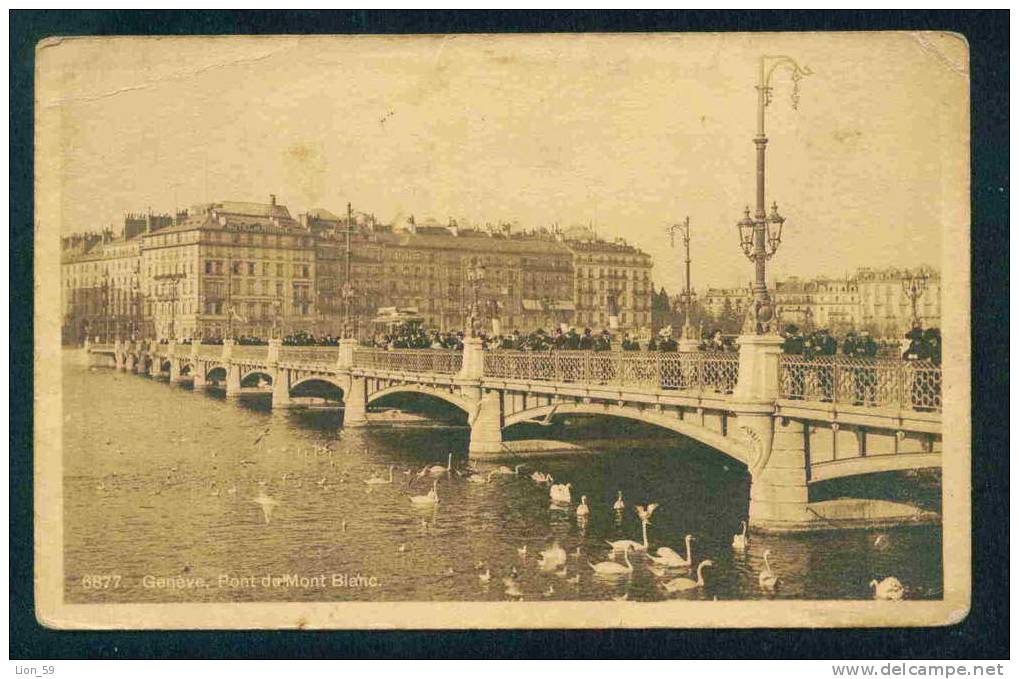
[270,299,283,340]
[901,270,929,329]
[341,281,356,339]
[465,262,485,337]
[736,55,811,335]
[666,216,696,340]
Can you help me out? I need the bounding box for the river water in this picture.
[63,354,943,603]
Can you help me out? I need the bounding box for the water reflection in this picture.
[63,357,943,603]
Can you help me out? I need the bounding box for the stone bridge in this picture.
[86,336,942,532]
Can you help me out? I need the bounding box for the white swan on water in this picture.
[647,534,694,568]
[871,576,905,600]
[537,543,567,571]
[467,470,497,485]
[427,453,453,476]
[576,495,590,519]
[252,491,279,524]
[493,463,526,476]
[589,546,634,576]
[732,520,748,552]
[759,549,780,592]
[550,482,572,504]
[612,491,625,511]
[663,560,713,593]
[364,464,395,485]
[531,471,553,484]
[607,503,658,553]
[409,480,439,506]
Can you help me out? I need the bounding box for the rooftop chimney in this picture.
[269,194,277,207]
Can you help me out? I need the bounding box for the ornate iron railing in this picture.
[231,345,269,362]
[779,356,941,412]
[353,348,463,375]
[482,350,739,394]
[279,346,339,366]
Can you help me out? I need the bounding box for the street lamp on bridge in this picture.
[666,216,696,341]
[464,262,486,337]
[736,55,811,335]
[901,270,929,329]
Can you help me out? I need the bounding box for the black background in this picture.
[10,10,1009,660]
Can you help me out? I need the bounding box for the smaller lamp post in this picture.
[465,262,486,337]
[901,270,929,329]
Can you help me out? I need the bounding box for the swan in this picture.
[732,520,748,552]
[427,453,453,476]
[550,482,573,504]
[759,549,780,591]
[607,503,658,553]
[589,547,634,576]
[494,463,526,476]
[537,543,567,570]
[576,495,591,519]
[365,465,395,485]
[252,492,279,524]
[663,560,714,593]
[467,470,497,485]
[613,491,625,511]
[647,535,694,568]
[531,471,553,484]
[871,576,905,600]
[409,480,439,506]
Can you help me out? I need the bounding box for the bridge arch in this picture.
[205,365,228,382]
[366,384,476,418]
[289,375,348,401]
[241,370,273,387]
[290,375,347,395]
[502,403,746,464]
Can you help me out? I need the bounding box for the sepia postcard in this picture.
[34,30,971,630]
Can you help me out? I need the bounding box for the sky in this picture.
[36,32,968,292]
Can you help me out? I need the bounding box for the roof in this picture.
[190,201,293,219]
[376,231,572,257]
[304,207,341,221]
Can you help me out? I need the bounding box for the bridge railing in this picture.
[353,348,463,375]
[232,345,269,362]
[779,356,942,412]
[482,350,739,394]
[279,346,340,367]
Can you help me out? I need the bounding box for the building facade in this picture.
[563,226,654,332]
[695,266,942,338]
[61,198,655,342]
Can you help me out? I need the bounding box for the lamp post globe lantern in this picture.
[735,55,811,335]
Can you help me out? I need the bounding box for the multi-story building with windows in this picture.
[61,197,656,342]
[695,266,941,338]
[562,226,654,332]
